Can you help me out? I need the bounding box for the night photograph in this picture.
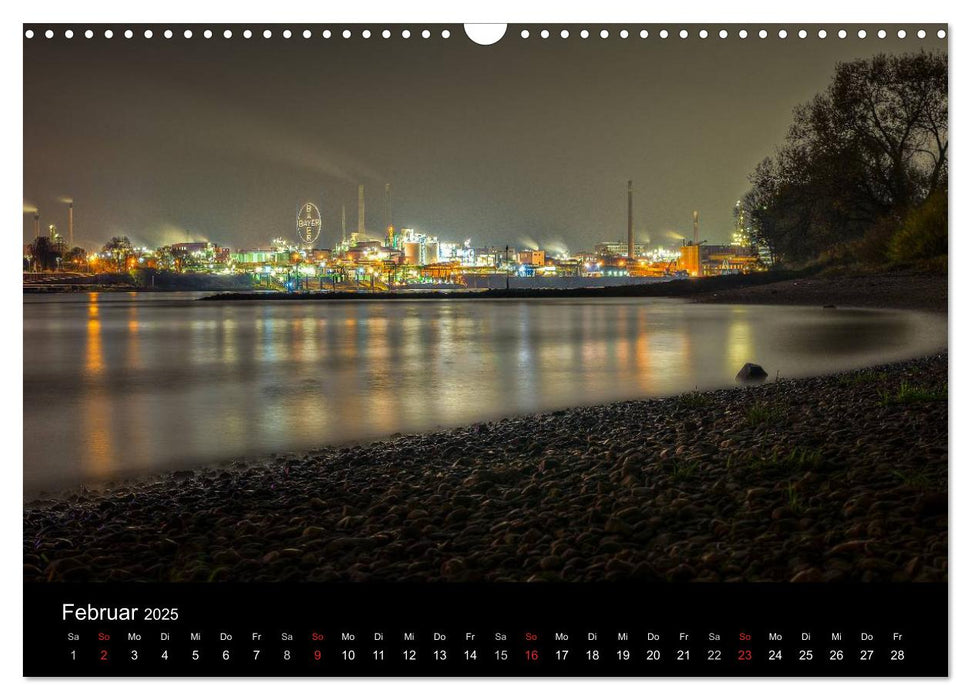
[19,19,949,681]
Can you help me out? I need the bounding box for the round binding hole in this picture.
[144,29,153,39]
[401,29,410,39]
[521,29,529,39]
[342,29,351,39]
[659,29,668,39]
[323,30,332,39]
[759,29,768,39]
[421,29,430,39]
[600,29,608,39]
[620,29,629,39]
[263,30,272,39]
[718,29,728,39]
[917,29,926,39]
[877,29,887,39]
[223,29,232,39]
[464,24,507,45]
[303,29,311,39]
[86,29,94,39]
[560,29,569,39]
[362,29,371,39]
[126,29,135,39]
[738,29,748,39]
[798,29,807,39]
[819,29,828,39]
[383,29,391,39]
[699,29,708,39]
[540,29,549,39]
[858,29,867,38]
[639,29,648,39]
[164,29,173,39]
[283,29,292,39]
[441,29,450,39]
[45,29,53,39]
[679,29,688,39]
[778,29,787,39]
[580,29,589,39]
[898,30,906,39]
[838,29,847,39]
[105,29,113,39]
[65,29,74,39]
[937,29,946,39]
[184,29,193,39]
[203,29,212,39]
[25,29,34,38]
[243,29,252,39]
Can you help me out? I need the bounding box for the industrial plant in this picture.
[23,184,767,291]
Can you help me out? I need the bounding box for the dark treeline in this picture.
[745,51,947,268]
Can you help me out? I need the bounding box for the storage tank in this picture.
[423,241,439,265]
[403,241,421,265]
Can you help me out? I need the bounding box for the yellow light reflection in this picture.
[85,295,104,376]
[726,308,754,376]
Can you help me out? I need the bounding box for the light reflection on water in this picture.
[23,292,946,494]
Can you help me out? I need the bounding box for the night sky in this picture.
[23,25,946,252]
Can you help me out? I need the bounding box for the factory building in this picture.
[678,243,760,277]
[595,241,646,258]
[517,250,546,266]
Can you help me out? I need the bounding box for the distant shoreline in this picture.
[23,270,947,314]
[197,270,946,313]
[197,271,802,303]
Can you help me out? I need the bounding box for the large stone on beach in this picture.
[736,363,768,383]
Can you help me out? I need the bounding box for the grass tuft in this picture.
[837,370,889,387]
[677,391,713,408]
[734,447,824,475]
[889,467,934,490]
[744,401,784,427]
[878,381,947,406]
[785,482,804,513]
[668,460,700,480]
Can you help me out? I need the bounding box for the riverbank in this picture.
[689,271,947,313]
[200,271,803,302]
[24,352,947,584]
[197,269,947,313]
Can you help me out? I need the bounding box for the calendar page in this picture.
[22,20,948,678]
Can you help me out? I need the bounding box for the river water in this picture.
[23,292,946,494]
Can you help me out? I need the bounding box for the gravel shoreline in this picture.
[24,352,947,584]
[689,272,947,313]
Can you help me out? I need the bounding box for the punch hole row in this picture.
[24,27,455,40]
[518,27,946,40]
[24,26,948,41]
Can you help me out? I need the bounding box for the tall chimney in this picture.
[68,201,74,247]
[385,183,393,246]
[33,212,40,239]
[357,184,366,238]
[627,180,634,259]
[341,203,346,240]
[693,210,700,245]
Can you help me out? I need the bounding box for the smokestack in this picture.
[627,180,634,259]
[357,184,365,238]
[693,210,700,245]
[68,201,74,247]
[341,203,346,240]
[33,212,40,239]
[385,183,393,246]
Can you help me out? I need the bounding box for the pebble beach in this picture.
[24,350,947,584]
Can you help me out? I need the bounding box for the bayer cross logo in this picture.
[297,202,322,246]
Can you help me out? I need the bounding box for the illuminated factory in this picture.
[26,183,766,284]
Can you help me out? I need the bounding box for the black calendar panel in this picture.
[24,583,946,677]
